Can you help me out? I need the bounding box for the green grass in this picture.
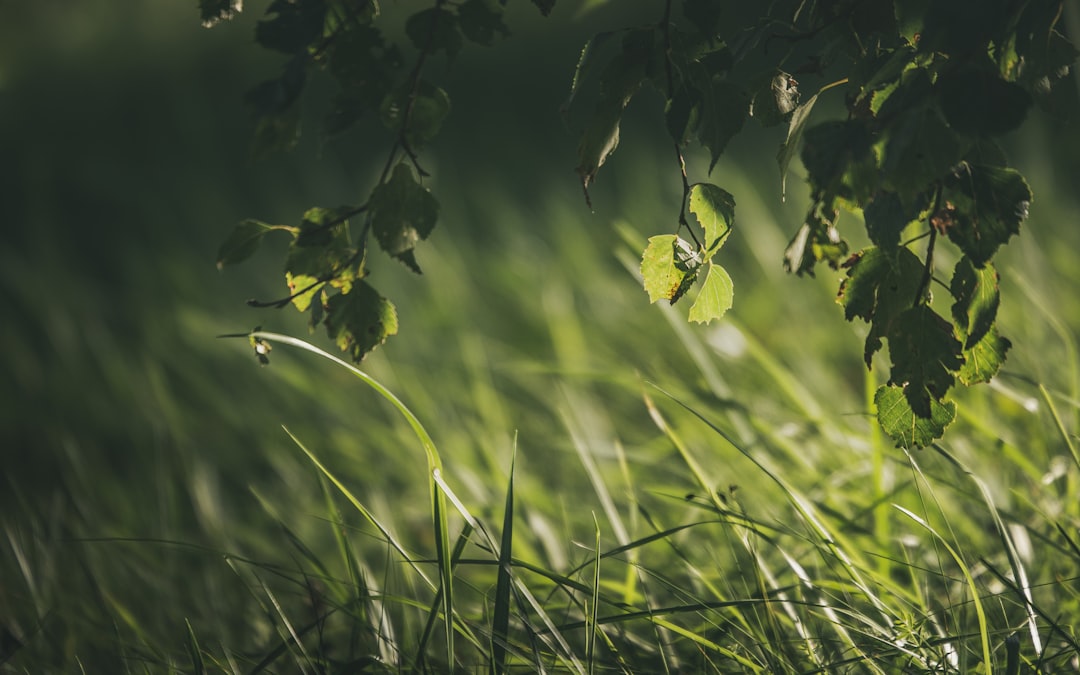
[3,5,1080,669]
[4,161,1079,672]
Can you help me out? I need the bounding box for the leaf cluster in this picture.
[207,0,1077,447]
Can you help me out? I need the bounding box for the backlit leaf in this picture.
[285,207,360,311]
[323,282,399,362]
[641,235,697,304]
[875,384,956,449]
[369,163,439,272]
[950,257,999,348]
[958,326,1011,385]
[688,264,733,324]
[688,183,735,258]
[942,164,1032,266]
[691,74,748,171]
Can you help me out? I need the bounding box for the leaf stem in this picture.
[659,0,702,249]
[913,187,942,307]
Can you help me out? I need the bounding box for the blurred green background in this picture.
[2,0,1079,669]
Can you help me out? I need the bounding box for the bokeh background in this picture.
[2,1,1079,669]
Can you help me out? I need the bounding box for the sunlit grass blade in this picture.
[893,505,992,670]
[282,427,436,592]
[491,446,516,675]
[585,514,601,675]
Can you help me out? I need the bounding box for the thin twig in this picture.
[660,0,702,249]
[913,187,943,307]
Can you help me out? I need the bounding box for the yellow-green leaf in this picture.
[688,264,733,324]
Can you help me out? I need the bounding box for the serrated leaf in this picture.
[405,8,462,59]
[368,163,439,271]
[255,0,326,54]
[958,326,1011,385]
[323,282,398,362]
[688,183,735,258]
[641,235,696,304]
[777,93,818,200]
[887,306,963,414]
[575,29,655,196]
[217,219,275,269]
[875,384,956,449]
[950,257,999,348]
[200,0,241,27]
[457,0,509,46]
[688,264,733,324]
[285,207,360,310]
[942,164,1032,266]
[380,80,451,149]
[837,246,926,365]
[692,75,748,171]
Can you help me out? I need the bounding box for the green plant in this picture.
[209,0,1078,447]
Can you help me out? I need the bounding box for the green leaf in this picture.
[574,30,655,196]
[531,0,555,16]
[405,8,462,60]
[776,93,818,201]
[863,191,927,251]
[457,0,509,46]
[380,80,451,149]
[886,306,963,414]
[688,264,733,324]
[801,119,878,206]
[837,246,925,365]
[874,384,956,449]
[942,164,1032,266]
[217,219,277,270]
[641,235,699,304]
[285,207,360,311]
[688,183,735,257]
[950,257,999,348]
[368,163,439,271]
[750,71,799,127]
[937,66,1032,136]
[958,326,1011,385]
[323,282,399,362]
[784,202,849,277]
[199,0,241,27]
[880,107,967,201]
[680,65,748,170]
[255,0,326,54]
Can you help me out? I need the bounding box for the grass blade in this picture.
[491,446,516,675]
